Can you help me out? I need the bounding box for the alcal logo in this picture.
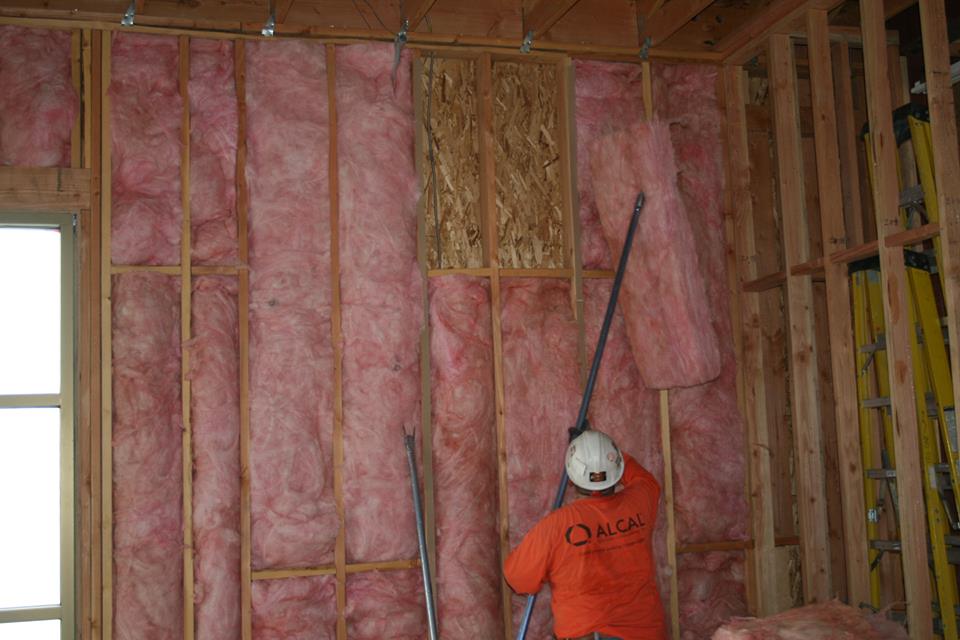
[564,512,646,547]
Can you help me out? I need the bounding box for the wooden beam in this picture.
[326,44,348,640]
[769,33,832,603]
[832,39,865,247]
[406,0,439,30]
[918,0,960,499]
[806,9,871,606]
[886,0,918,18]
[860,2,933,635]
[718,0,844,65]
[723,63,778,617]
[742,271,786,292]
[0,167,90,211]
[522,0,583,38]
[276,0,295,23]
[640,0,713,46]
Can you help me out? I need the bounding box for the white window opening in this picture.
[0,215,76,640]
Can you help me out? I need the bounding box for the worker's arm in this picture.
[620,452,660,497]
[503,519,553,595]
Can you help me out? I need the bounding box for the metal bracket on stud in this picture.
[639,36,651,61]
[261,0,276,37]
[120,0,136,26]
[520,30,534,54]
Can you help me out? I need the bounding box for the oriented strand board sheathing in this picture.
[111,272,183,639]
[493,62,565,269]
[501,277,582,637]
[573,60,646,270]
[109,32,183,266]
[583,279,670,610]
[345,570,426,639]
[336,43,423,564]
[190,276,241,639]
[428,276,503,637]
[245,39,335,570]
[189,39,239,266]
[653,63,749,635]
[420,57,482,269]
[713,599,909,639]
[677,552,747,640]
[589,120,721,389]
[251,576,337,639]
[0,26,78,167]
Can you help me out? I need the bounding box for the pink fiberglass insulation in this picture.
[189,39,239,266]
[573,60,645,270]
[653,63,749,637]
[190,276,240,639]
[252,576,337,639]
[346,570,426,639]
[712,600,909,640]
[502,278,582,638]
[336,43,423,563]
[110,32,182,266]
[678,552,746,640]
[429,276,503,638]
[583,279,671,612]
[589,120,721,390]
[246,39,335,569]
[0,26,78,167]
[111,272,182,639]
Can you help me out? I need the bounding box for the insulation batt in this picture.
[252,576,337,639]
[502,278,582,639]
[589,120,721,389]
[0,26,78,167]
[345,569,426,639]
[246,39,336,569]
[111,273,182,639]
[653,64,750,637]
[189,39,239,265]
[336,44,423,563]
[583,280,671,614]
[110,33,183,266]
[429,276,504,638]
[573,60,646,270]
[189,276,240,639]
[711,600,909,640]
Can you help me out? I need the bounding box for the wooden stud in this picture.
[325,44,348,640]
[0,167,90,211]
[860,3,932,635]
[659,390,681,638]
[805,9,870,606]
[831,39,865,247]
[234,38,252,640]
[718,0,845,65]
[918,0,960,456]
[71,30,82,169]
[722,64,777,617]
[477,51,512,638]
[769,33,831,602]
[100,31,113,640]
[178,35,195,640]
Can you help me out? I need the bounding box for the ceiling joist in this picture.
[640,0,713,46]
[522,0,583,39]
[407,0,440,30]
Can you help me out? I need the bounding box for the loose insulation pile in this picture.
[2,26,755,639]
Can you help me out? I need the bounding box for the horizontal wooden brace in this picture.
[676,535,801,554]
[251,558,421,581]
[0,166,90,211]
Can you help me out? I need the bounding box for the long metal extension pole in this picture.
[516,192,645,640]
[404,433,440,640]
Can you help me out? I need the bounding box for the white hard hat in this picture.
[565,430,624,492]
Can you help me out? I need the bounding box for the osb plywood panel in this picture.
[493,61,564,269]
[420,55,482,269]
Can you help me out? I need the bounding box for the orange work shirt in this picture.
[504,454,665,640]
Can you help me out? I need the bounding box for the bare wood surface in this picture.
[0,167,90,211]
[641,0,713,46]
[718,0,845,65]
[251,558,421,581]
[522,0,582,39]
[861,3,932,635]
[769,33,831,602]
[742,271,787,292]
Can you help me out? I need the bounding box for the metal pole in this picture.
[404,433,440,640]
[516,193,645,640]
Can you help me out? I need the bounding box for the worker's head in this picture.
[565,430,624,496]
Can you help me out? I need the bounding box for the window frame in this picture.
[0,212,77,640]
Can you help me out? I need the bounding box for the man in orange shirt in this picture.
[504,430,666,640]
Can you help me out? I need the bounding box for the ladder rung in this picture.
[944,535,960,547]
[860,335,886,353]
[871,539,902,552]
[900,184,925,207]
[863,397,892,409]
[935,463,951,474]
[867,468,897,479]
